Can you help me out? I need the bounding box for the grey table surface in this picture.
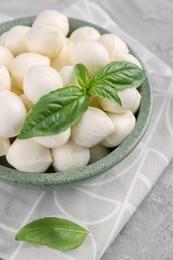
[0,0,173,259]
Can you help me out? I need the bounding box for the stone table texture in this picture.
[0,0,173,259]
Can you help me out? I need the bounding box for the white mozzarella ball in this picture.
[99,88,141,114]
[0,65,11,91]
[52,140,90,171]
[71,107,114,148]
[51,39,73,71]
[4,26,30,56]
[0,138,10,157]
[89,144,110,164]
[0,31,8,45]
[10,53,50,89]
[59,66,79,87]
[70,26,100,43]
[6,138,52,172]
[0,46,14,70]
[34,128,71,148]
[102,112,136,147]
[23,65,63,104]
[19,94,33,112]
[130,90,141,114]
[69,41,109,74]
[98,34,129,59]
[32,10,69,36]
[111,53,142,69]
[0,91,27,138]
[24,26,65,59]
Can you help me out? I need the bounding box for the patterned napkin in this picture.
[0,1,173,260]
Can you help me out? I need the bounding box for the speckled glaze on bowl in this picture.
[0,17,153,189]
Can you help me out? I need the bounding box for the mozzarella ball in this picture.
[99,88,141,114]
[0,65,11,91]
[34,128,71,148]
[0,46,14,70]
[6,139,52,172]
[59,66,79,87]
[51,39,73,71]
[4,26,30,56]
[70,26,100,43]
[130,90,141,114]
[0,91,27,138]
[69,41,109,74]
[102,112,136,147]
[0,138,10,157]
[98,34,129,59]
[19,94,33,112]
[89,144,110,164]
[71,107,114,147]
[0,31,8,45]
[10,53,50,89]
[24,26,65,58]
[52,140,90,171]
[23,65,63,104]
[32,10,69,36]
[111,53,142,69]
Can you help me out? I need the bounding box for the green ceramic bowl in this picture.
[0,17,153,188]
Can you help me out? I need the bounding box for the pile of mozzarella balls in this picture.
[0,10,142,173]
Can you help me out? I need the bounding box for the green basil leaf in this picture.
[88,86,122,106]
[90,61,145,90]
[74,63,90,88]
[19,86,89,139]
[15,217,89,251]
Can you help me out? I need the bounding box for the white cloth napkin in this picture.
[0,1,173,260]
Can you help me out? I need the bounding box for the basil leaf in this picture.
[15,217,89,251]
[19,86,89,139]
[90,61,145,91]
[74,63,90,88]
[88,86,122,106]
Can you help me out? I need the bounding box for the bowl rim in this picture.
[0,16,153,188]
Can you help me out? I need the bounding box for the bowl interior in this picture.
[0,17,153,188]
